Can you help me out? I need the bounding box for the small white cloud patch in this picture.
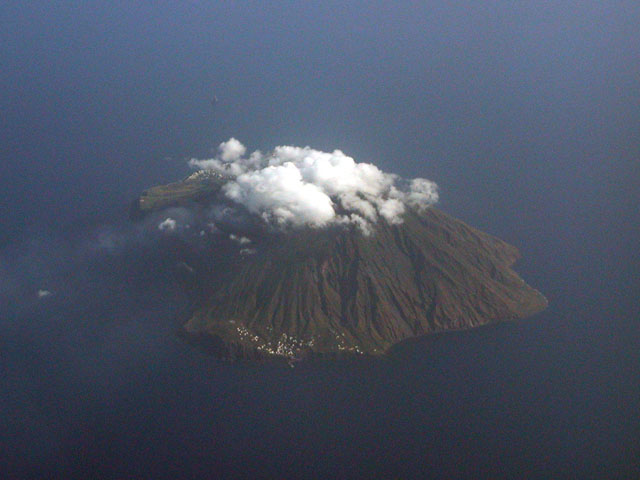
[229,234,251,245]
[37,289,52,299]
[219,137,247,162]
[158,218,177,232]
[406,178,440,210]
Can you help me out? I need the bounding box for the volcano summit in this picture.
[133,140,547,361]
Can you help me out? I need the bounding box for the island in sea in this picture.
[131,170,547,362]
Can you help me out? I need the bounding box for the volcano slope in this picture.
[158,203,547,361]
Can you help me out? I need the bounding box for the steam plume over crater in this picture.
[188,138,438,232]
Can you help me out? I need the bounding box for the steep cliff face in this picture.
[180,207,547,360]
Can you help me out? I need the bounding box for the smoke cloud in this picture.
[189,139,439,232]
[158,218,177,232]
[229,234,251,245]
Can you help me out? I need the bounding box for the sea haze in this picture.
[1,2,639,478]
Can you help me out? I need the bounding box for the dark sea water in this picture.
[1,3,638,478]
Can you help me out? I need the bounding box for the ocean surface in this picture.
[1,2,638,478]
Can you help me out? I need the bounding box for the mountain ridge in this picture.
[175,207,547,361]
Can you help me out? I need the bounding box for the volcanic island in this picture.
[131,168,547,362]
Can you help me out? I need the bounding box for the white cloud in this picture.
[188,138,254,176]
[223,163,336,227]
[376,197,406,224]
[229,234,251,245]
[158,218,177,232]
[37,289,52,299]
[219,137,246,162]
[339,192,378,221]
[405,178,439,210]
[188,139,439,232]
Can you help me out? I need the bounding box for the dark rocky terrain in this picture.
[130,170,228,219]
